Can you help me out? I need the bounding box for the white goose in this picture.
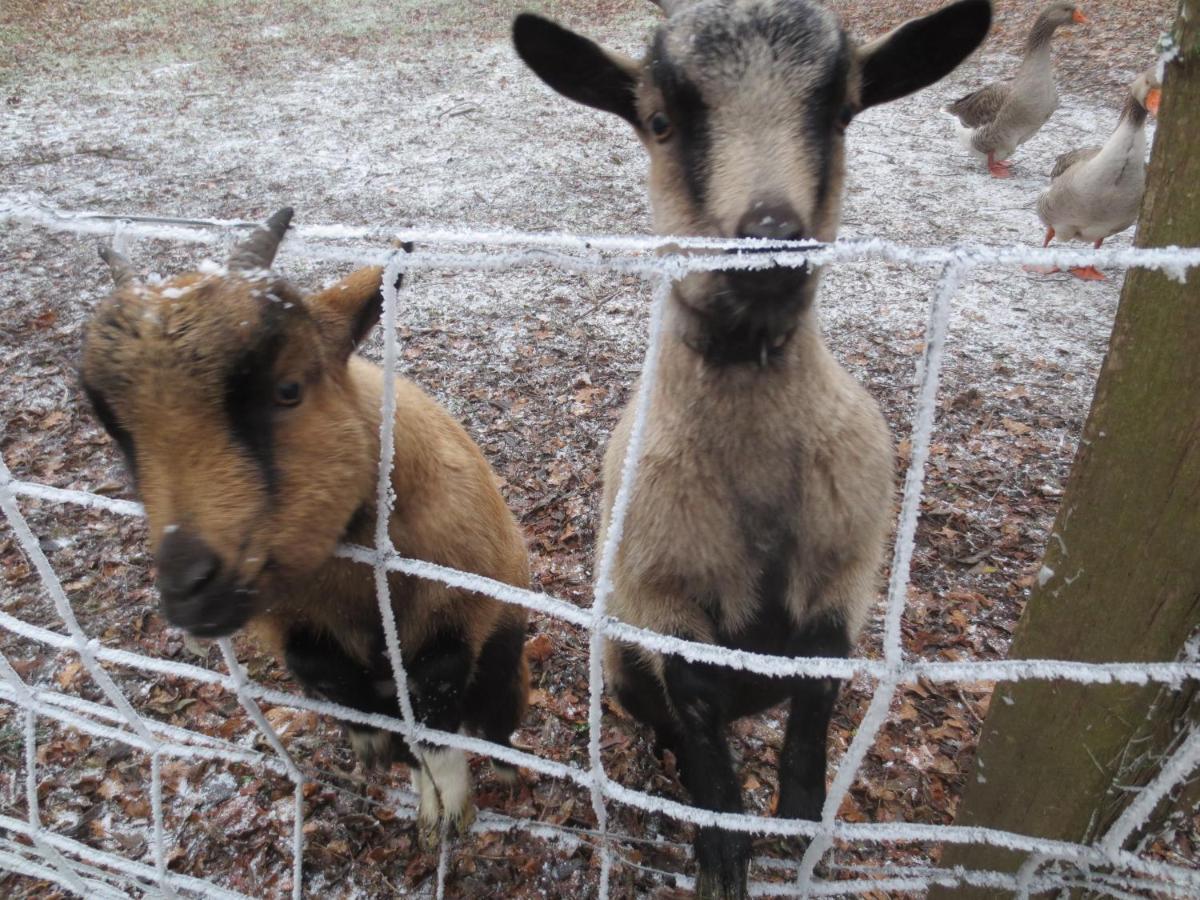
[1029,67,1161,280]
[944,2,1086,177]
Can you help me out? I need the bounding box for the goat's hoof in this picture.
[417,817,442,852]
[416,801,475,851]
[348,727,393,771]
[695,871,749,900]
[491,760,520,785]
[695,828,750,900]
[449,799,476,837]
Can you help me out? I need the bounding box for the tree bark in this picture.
[932,3,1200,896]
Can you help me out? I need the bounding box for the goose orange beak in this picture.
[1145,88,1161,116]
[1072,8,1087,23]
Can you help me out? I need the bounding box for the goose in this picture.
[945,2,1086,177]
[1027,67,1161,280]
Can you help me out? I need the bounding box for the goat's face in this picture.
[515,0,990,340]
[81,210,390,637]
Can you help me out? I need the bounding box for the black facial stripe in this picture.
[82,381,137,480]
[223,323,285,494]
[807,34,850,212]
[652,33,712,206]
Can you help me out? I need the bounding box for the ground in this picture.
[0,0,1189,898]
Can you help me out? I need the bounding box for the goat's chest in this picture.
[620,419,836,636]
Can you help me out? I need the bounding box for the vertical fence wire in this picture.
[216,639,305,900]
[795,261,968,890]
[586,271,675,896]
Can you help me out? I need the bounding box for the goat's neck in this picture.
[655,301,831,417]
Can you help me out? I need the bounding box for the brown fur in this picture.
[82,260,529,732]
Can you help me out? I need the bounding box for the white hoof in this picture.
[414,748,474,850]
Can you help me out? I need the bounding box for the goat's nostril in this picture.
[736,204,806,243]
[156,528,221,601]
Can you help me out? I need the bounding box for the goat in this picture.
[514,1,991,895]
[80,209,530,848]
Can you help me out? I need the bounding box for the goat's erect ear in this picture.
[306,266,399,360]
[857,0,991,110]
[513,13,642,127]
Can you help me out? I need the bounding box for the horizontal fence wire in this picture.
[2,199,1199,898]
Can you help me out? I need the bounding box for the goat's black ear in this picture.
[306,266,400,360]
[513,13,642,127]
[857,0,991,110]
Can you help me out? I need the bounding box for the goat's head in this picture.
[81,209,393,637]
[515,0,990,352]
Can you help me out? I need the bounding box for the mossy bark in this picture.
[932,3,1200,896]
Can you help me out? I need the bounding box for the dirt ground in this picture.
[0,0,1189,897]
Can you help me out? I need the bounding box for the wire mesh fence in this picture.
[2,197,1199,898]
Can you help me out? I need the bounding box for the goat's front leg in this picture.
[776,613,851,833]
[283,626,407,770]
[406,632,475,850]
[663,656,749,900]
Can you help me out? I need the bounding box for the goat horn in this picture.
[98,245,138,290]
[228,207,294,273]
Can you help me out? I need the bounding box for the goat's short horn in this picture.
[98,245,138,290]
[228,207,294,273]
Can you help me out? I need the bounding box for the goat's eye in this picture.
[836,105,855,133]
[649,112,673,142]
[274,379,302,407]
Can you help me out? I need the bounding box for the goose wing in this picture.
[945,82,1009,128]
[1050,146,1101,180]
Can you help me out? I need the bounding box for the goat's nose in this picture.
[155,528,220,605]
[736,203,806,242]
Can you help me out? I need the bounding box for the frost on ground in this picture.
[0,0,1189,897]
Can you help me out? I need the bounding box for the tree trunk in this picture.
[932,3,1200,896]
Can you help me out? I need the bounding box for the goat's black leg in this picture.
[611,644,687,763]
[663,655,748,900]
[462,616,527,768]
[406,630,473,735]
[776,614,851,825]
[405,631,476,849]
[283,626,411,769]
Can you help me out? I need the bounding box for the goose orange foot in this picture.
[987,153,1012,178]
[1069,266,1106,281]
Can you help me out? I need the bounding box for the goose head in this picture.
[1131,67,1162,116]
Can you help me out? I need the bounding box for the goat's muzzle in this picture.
[726,202,812,307]
[155,529,256,638]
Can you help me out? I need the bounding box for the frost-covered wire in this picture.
[3,204,1200,899]
[794,262,967,890]
[215,639,304,900]
[586,272,675,897]
[3,197,1200,278]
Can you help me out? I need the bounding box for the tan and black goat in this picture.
[81,209,530,846]
[515,1,990,896]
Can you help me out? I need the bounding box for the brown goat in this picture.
[80,210,530,846]
[515,1,991,895]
